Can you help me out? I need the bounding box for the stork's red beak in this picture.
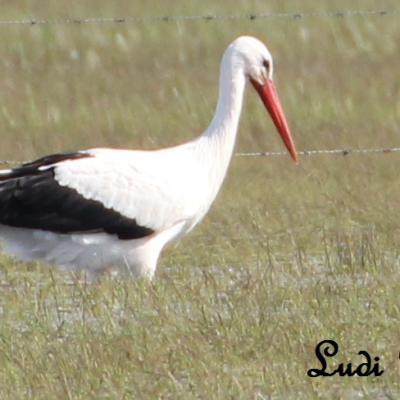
[251,78,298,163]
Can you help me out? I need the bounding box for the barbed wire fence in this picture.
[0,7,398,166]
[1,148,400,166]
[235,148,400,158]
[0,8,397,26]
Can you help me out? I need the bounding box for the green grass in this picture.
[0,0,400,398]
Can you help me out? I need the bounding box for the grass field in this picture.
[0,0,400,398]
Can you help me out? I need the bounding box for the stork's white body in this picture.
[1,138,237,279]
[0,36,297,280]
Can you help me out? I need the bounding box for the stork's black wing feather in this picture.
[0,152,155,240]
[0,152,90,180]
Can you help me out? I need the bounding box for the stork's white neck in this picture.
[198,47,246,190]
[204,47,246,138]
[204,52,246,140]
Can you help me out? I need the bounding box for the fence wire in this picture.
[235,147,400,158]
[0,8,397,165]
[0,9,397,27]
[1,147,400,166]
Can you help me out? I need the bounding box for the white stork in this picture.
[0,36,298,280]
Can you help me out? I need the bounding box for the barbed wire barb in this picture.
[0,9,397,27]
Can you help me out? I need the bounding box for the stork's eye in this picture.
[263,59,270,71]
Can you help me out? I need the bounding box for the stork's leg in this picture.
[116,241,162,280]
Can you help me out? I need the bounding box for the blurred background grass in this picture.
[0,0,399,398]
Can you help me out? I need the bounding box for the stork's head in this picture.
[227,36,298,162]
